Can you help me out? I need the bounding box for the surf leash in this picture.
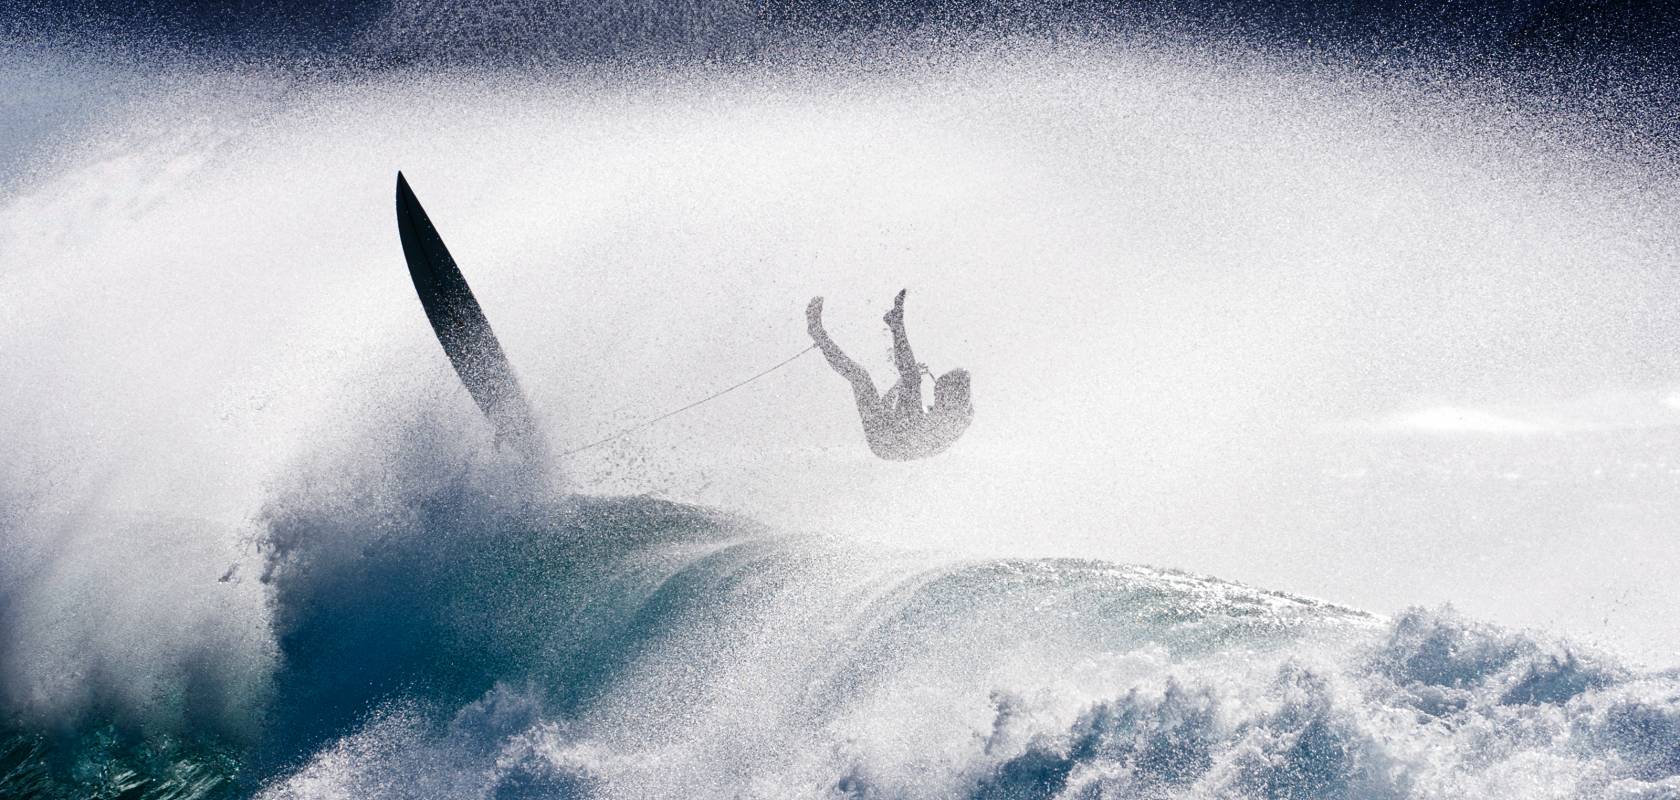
[561,344,818,457]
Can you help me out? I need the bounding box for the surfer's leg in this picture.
[809,296,882,403]
[884,289,922,411]
[830,354,889,439]
[824,348,880,409]
[818,342,893,446]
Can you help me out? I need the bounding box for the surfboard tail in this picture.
[395,172,545,459]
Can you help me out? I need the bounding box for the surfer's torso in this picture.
[859,385,973,461]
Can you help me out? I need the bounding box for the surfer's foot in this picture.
[807,296,827,339]
[884,289,906,326]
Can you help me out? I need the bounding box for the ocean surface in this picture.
[3,16,1680,798]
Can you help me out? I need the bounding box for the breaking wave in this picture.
[5,422,1679,798]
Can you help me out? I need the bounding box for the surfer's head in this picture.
[932,368,971,415]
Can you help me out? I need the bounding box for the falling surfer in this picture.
[807,290,973,460]
[395,172,969,463]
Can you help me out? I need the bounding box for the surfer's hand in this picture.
[807,297,826,338]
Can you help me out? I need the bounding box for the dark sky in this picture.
[6,0,1678,66]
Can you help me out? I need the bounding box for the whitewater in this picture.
[3,29,1680,799]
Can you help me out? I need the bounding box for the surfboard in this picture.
[395,172,543,456]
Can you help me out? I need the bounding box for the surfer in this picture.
[807,290,973,460]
